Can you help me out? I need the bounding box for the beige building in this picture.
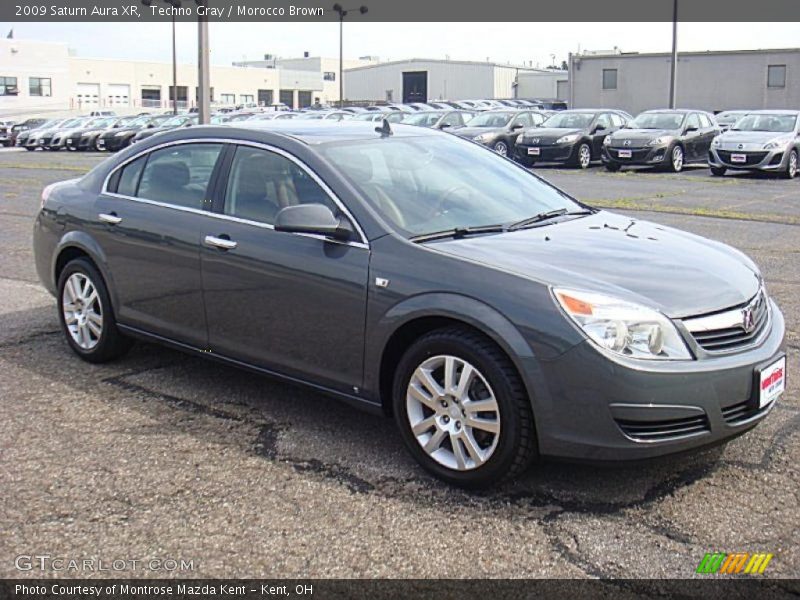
[0,38,355,118]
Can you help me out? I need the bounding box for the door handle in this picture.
[204,235,238,250]
[98,213,122,225]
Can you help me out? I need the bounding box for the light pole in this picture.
[332,3,367,108]
[668,0,678,109]
[141,0,181,114]
[196,0,210,124]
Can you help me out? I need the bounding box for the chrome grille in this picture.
[721,400,771,425]
[683,289,769,353]
[616,414,710,442]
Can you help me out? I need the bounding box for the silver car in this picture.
[708,110,800,178]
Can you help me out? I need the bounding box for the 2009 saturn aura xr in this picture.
[33,121,786,487]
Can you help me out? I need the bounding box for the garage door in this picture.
[76,83,100,108]
[107,84,130,107]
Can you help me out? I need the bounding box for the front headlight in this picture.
[763,139,788,150]
[603,136,612,146]
[711,137,721,147]
[648,137,671,146]
[473,133,492,143]
[553,288,692,360]
[516,133,524,144]
[556,134,579,144]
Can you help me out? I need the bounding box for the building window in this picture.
[0,76,19,96]
[767,64,786,88]
[602,69,617,90]
[29,77,52,97]
[240,94,254,104]
[168,85,188,102]
[323,71,336,81]
[279,90,294,107]
[195,86,215,102]
[220,93,236,105]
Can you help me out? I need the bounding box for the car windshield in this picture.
[162,116,194,127]
[87,117,115,128]
[542,112,595,129]
[61,118,87,128]
[352,113,380,121]
[465,112,513,127]
[732,114,797,133]
[319,134,583,237]
[403,112,443,126]
[629,113,685,130]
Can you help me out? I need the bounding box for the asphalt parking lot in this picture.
[1,148,798,581]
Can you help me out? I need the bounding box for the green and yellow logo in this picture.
[696,552,773,575]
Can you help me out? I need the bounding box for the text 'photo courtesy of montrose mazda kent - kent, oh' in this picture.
[32,120,787,488]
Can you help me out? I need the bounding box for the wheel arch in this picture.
[52,232,117,310]
[371,293,537,417]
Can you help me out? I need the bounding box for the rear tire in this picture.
[57,258,133,363]
[393,326,537,488]
[710,166,727,177]
[781,149,798,179]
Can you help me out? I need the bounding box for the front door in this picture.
[402,71,427,104]
[200,144,370,393]
[95,141,226,346]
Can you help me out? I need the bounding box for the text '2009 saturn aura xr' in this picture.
[33,121,786,488]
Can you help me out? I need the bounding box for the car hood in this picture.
[611,128,678,142]
[429,211,760,318]
[717,130,793,145]
[453,126,505,138]
[521,127,583,139]
[101,127,140,138]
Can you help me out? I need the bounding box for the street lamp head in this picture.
[359,5,368,13]
[165,0,182,7]
[333,3,342,11]
[140,0,152,6]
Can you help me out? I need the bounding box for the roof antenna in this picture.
[375,118,392,137]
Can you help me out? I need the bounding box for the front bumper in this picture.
[708,147,788,171]
[515,141,576,163]
[66,135,96,150]
[602,144,669,165]
[529,300,785,461]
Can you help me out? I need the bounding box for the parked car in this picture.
[708,110,800,179]
[25,118,88,151]
[96,114,173,152]
[351,112,406,123]
[453,109,549,157]
[131,114,198,144]
[515,109,631,168]
[8,118,49,146]
[248,112,298,121]
[33,121,786,487]
[295,111,351,121]
[65,116,139,151]
[715,110,751,132]
[525,98,568,111]
[0,120,16,147]
[89,110,117,117]
[49,117,117,151]
[401,110,474,130]
[602,109,719,173]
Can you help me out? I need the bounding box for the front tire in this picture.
[710,166,727,177]
[781,149,798,179]
[57,258,133,363]
[393,327,537,488]
[668,144,684,172]
[493,141,509,157]
[605,161,622,172]
[573,142,592,169]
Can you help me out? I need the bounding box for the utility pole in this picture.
[668,0,678,109]
[196,0,210,123]
[332,4,368,108]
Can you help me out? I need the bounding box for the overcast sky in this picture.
[3,22,799,67]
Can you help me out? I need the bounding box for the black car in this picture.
[401,110,474,130]
[602,109,720,173]
[7,118,48,147]
[97,114,172,152]
[453,110,549,157]
[32,121,786,488]
[515,109,630,168]
[65,116,140,151]
[130,115,198,144]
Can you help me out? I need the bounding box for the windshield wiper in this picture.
[409,224,506,243]
[508,208,593,231]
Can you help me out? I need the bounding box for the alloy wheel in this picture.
[672,146,684,172]
[62,272,103,350]
[789,151,798,178]
[578,144,591,168]
[494,141,508,156]
[406,355,501,471]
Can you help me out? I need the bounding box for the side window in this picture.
[609,113,625,127]
[442,113,462,127]
[513,113,534,127]
[685,113,701,130]
[595,113,612,129]
[137,143,224,209]
[224,146,337,225]
[532,113,546,125]
[116,155,146,197]
[699,114,712,128]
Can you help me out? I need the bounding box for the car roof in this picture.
[219,120,440,144]
[746,109,800,115]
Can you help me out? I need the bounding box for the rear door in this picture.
[95,141,227,346]
[200,143,370,394]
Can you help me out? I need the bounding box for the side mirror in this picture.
[593,124,606,133]
[685,126,698,133]
[274,204,354,241]
[439,122,451,129]
[511,123,524,130]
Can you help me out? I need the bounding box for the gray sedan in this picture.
[708,110,800,178]
[33,121,786,487]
